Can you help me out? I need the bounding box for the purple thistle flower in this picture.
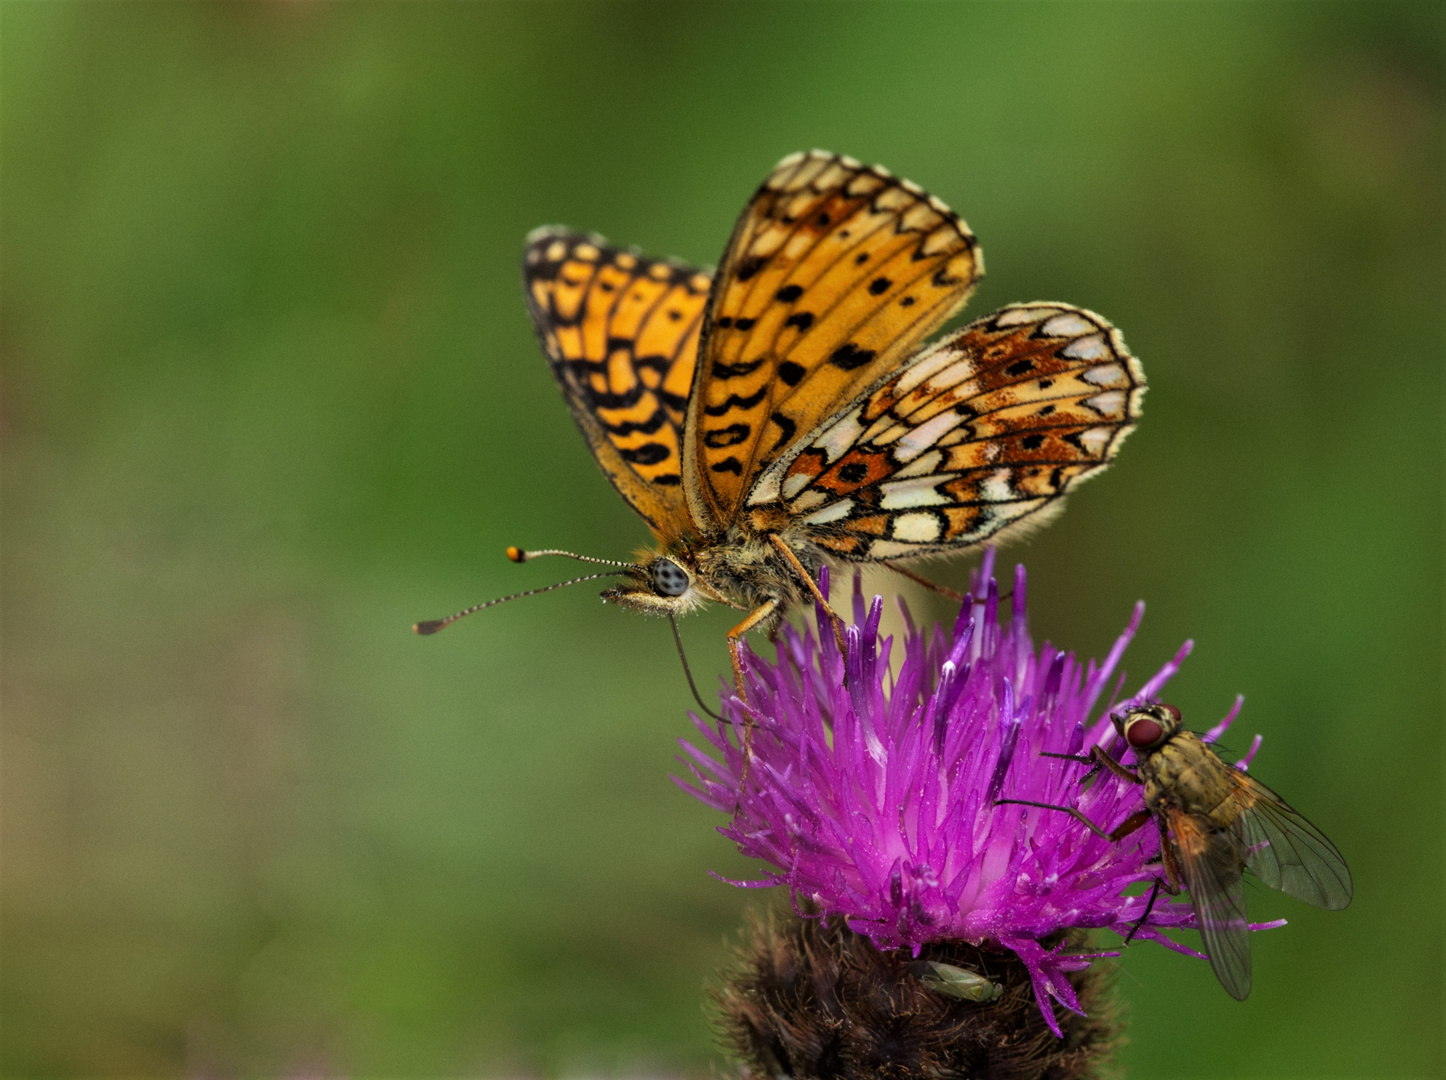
[678,550,1279,1036]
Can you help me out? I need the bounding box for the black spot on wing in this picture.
[1005,359,1035,376]
[712,357,766,379]
[735,255,767,281]
[703,423,752,448]
[868,277,891,295]
[767,410,797,454]
[620,443,671,466]
[775,284,804,302]
[703,386,768,417]
[830,343,877,371]
[777,361,806,386]
[601,411,669,437]
[710,457,744,475]
[784,312,814,331]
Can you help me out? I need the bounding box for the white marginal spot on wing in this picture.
[789,488,829,512]
[874,186,911,212]
[545,240,567,261]
[802,499,854,525]
[1061,333,1112,361]
[750,224,790,258]
[922,357,984,396]
[813,410,866,464]
[1082,362,1130,387]
[775,150,806,170]
[1079,427,1114,455]
[893,449,943,479]
[867,538,924,559]
[892,409,965,461]
[900,178,924,195]
[574,243,600,261]
[1040,312,1096,338]
[921,224,962,256]
[880,476,950,509]
[815,161,850,189]
[994,305,1064,327]
[900,202,938,231]
[781,471,811,499]
[980,468,1016,503]
[748,468,783,506]
[1083,390,1127,417]
[783,230,816,260]
[892,512,942,543]
[884,346,954,396]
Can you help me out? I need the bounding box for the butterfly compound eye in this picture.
[1124,713,1165,749]
[652,558,690,597]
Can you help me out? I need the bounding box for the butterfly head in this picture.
[601,550,718,616]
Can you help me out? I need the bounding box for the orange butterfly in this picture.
[424,151,1145,699]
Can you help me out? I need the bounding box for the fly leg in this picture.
[995,800,1153,844]
[1124,818,1185,944]
[1156,815,1186,893]
[1040,744,1140,787]
[1123,880,1161,945]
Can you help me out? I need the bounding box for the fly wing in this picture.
[1233,771,1353,910]
[1172,810,1253,1001]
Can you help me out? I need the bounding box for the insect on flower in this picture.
[414,151,1145,702]
[1000,702,1353,1000]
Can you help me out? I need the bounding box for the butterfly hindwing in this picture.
[744,303,1145,559]
[683,151,983,531]
[523,227,709,534]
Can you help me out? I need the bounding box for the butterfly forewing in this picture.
[1233,774,1353,911]
[1172,810,1254,1001]
[523,227,710,533]
[744,303,1145,559]
[685,151,982,530]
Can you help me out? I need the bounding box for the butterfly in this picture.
[445,151,1145,698]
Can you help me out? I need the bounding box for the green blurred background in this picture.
[3,2,1440,1077]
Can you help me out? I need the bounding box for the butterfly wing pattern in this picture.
[745,302,1145,559]
[523,227,711,534]
[507,150,1144,675]
[685,151,983,532]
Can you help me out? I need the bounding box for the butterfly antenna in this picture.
[669,615,725,722]
[506,546,633,569]
[413,571,624,635]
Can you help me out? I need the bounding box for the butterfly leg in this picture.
[767,535,846,655]
[728,598,778,792]
[885,562,970,603]
[727,598,779,704]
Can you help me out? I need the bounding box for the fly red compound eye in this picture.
[1125,714,1164,748]
[1158,703,1182,724]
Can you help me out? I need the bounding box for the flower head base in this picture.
[679,550,1269,1035]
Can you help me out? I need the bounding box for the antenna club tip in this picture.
[413,620,446,635]
[506,546,526,563]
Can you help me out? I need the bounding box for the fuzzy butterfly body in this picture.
[521,151,1146,693]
